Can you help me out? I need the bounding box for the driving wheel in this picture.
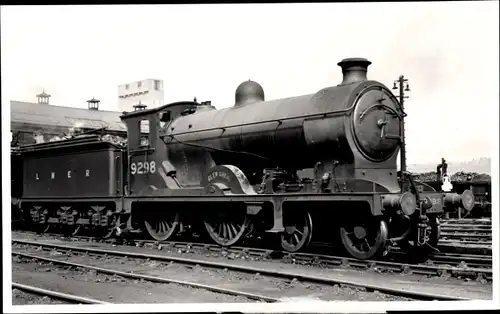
[340,219,388,260]
[204,208,249,246]
[144,211,180,241]
[281,211,313,252]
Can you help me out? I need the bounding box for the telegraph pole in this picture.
[392,75,410,173]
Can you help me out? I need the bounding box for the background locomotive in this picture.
[11,58,475,260]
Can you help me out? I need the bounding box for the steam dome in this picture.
[235,80,265,106]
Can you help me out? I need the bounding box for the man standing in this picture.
[437,158,452,192]
[439,158,448,176]
[437,158,447,181]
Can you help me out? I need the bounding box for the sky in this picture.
[1,2,499,164]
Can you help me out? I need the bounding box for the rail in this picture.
[12,282,109,304]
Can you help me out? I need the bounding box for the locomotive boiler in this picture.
[165,58,403,192]
[12,57,475,260]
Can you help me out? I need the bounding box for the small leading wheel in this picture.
[281,211,313,252]
[144,211,180,241]
[204,208,249,246]
[340,219,388,260]
[427,216,441,248]
[398,216,441,256]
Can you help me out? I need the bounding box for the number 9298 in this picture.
[130,161,156,175]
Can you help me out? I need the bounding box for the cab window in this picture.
[139,119,150,146]
[158,111,171,128]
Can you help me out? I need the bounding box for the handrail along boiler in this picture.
[12,58,475,260]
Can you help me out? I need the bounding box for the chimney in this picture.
[337,58,372,85]
[36,89,51,104]
[133,101,147,111]
[87,97,100,110]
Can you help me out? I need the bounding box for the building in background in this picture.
[117,79,164,112]
[11,90,127,146]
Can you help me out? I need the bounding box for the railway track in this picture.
[440,218,492,244]
[441,223,491,233]
[13,251,280,303]
[13,224,493,255]
[441,222,492,229]
[12,215,492,258]
[14,229,493,269]
[440,233,491,243]
[12,232,492,281]
[442,218,492,225]
[12,238,484,301]
[12,283,109,304]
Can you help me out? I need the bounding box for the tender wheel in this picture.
[63,224,82,237]
[100,227,115,239]
[33,207,52,234]
[204,208,249,246]
[72,225,82,236]
[38,223,52,234]
[64,211,83,237]
[99,214,119,240]
[281,211,313,252]
[144,211,180,241]
[36,219,53,234]
[340,219,388,260]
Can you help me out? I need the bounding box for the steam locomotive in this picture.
[11,58,475,260]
